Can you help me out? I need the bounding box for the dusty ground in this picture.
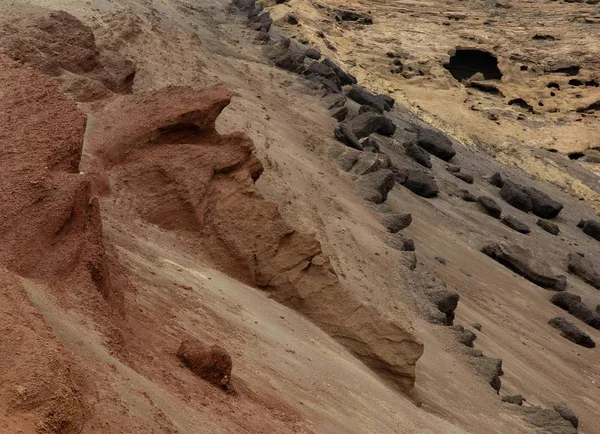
[0,0,599,433]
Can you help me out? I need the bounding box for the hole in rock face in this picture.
[444,49,503,81]
[569,79,583,86]
[568,152,585,160]
[520,65,528,71]
[508,98,533,112]
[547,82,560,89]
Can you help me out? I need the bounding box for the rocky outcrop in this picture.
[518,405,578,434]
[357,170,396,204]
[402,170,439,198]
[567,252,600,289]
[84,84,424,391]
[381,213,412,233]
[347,85,391,113]
[549,317,595,348]
[415,126,456,161]
[578,219,600,242]
[501,215,530,234]
[537,219,560,235]
[405,142,432,168]
[177,339,232,388]
[500,181,563,218]
[550,291,600,329]
[481,242,566,290]
[553,404,579,429]
[477,196,502,219]
[0,6,136,102]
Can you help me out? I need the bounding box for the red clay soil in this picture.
[0,5,135,101]
[0,53,96,433]
[0,53,118,301]
[84,84,424,390]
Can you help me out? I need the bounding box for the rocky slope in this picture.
[0,0,599,433]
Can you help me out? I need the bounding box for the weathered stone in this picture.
[405,142,432,168]
[501,215,530,234]
[334,123,362,150]
[381,212,412,233]
[404,170,439,198]
[416,126,456,161]
[553,404,579,429]
[579,219,600,242]
[356,169,395,203]
[321,58,357,86]
[452,171,474,184]
[567,252,600,289]
[500,180,533,213]
[489,172,504,187]
[548,316,595,348]
[481,242,566,290]
[537,219,560,235]
[477,196,502,219]
[502,395,523,405]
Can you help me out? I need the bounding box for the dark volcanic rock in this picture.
[416,127,456,161]
[579,219,600,242]
[568,301,600,330]
[537,219,560,235]
[334,123,362,150]
[404,170,439,198]
[567,252,600,289]
[452,171,474,184]
[305,47,321,60]
[489,172,504,188]
[321,58,357,86]
[343,112,396,138]
[461,190,477,202]
[518,406,578,434]
[502,395,523,405]
[381,212,412,233]
[553,404,579,429]
[550,292,582,310]
[481,242,567,290]
[385,233,415,252]
[446,164,461,173]
[347,85,387,113]
[405,142,432,168]
[458,330,477,347]
[356,169,395,203]
[523,186,563,219]
[548,317,595,348]
[500,180,533,213]
[330,106,348,121]
[501,215,530,234]
[427,287,459,325]
[270,42,306,73]
[477,196,502,219]
[499,181,563,218]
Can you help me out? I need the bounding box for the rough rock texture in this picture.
[553,403,579,429]
[579,219,600,242]
[177,339,232,387]
[403,170,439,198]
[461,190,477,202]
[489,172,504,188]
[548,317,595,348]
[500,181,563,218]
[502,395,524,405]
[550,292,582,310]
[347,85,388,113]
[0,6,135,102]
[537,219,560,235]
[477,196,502,219]
[0,52,122,433]
[518,406,578,434]
[481,242,566,291]
[501,215,531,234]
[404,142,432,168]
[381,213,412,233]
[0,53,116,301]
[84,85,424,390]
[335,123,363,150]
[550,291,600,329]
[356,170,395,204]
[415,127,456,161]
[500,181,533,213]
[567,252,600,289]
[344,112,396,138]
[452,171,474,184]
